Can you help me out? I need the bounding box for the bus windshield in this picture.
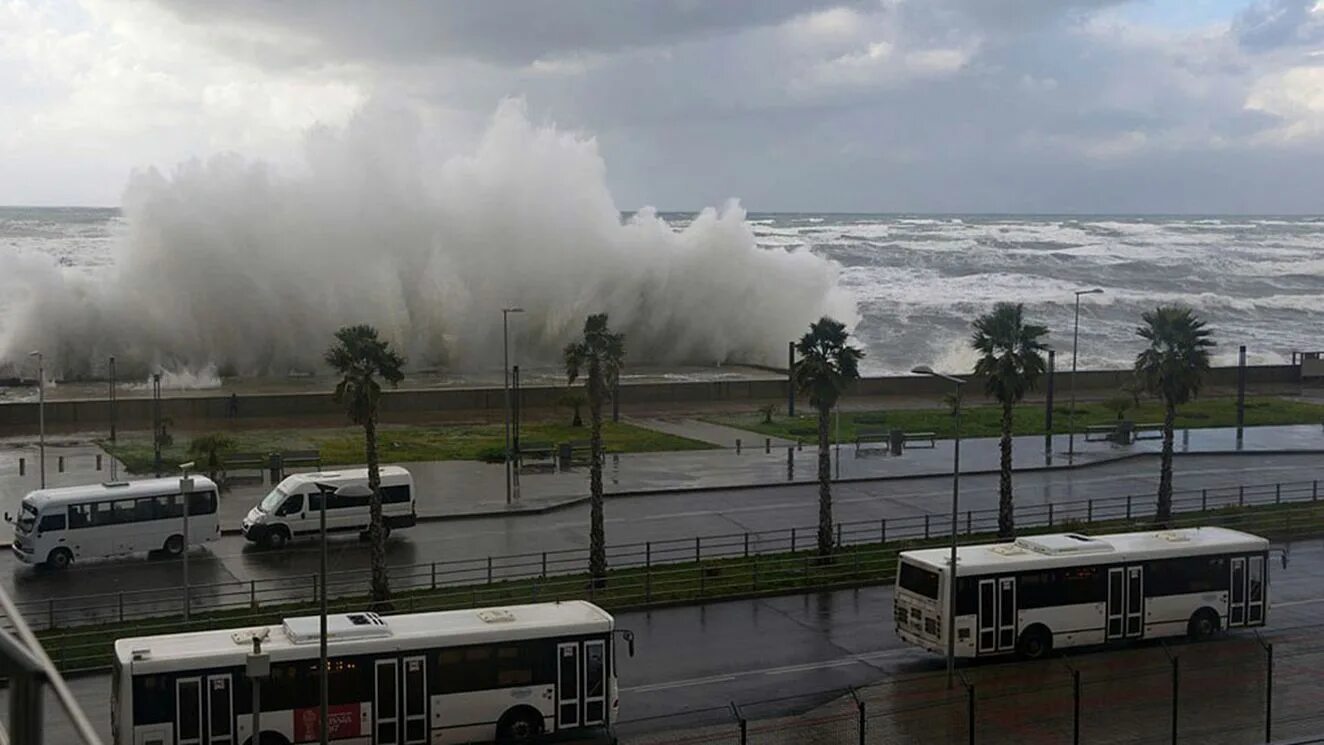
[15,503,38,535]
[898,561,940,600]
[259,488,287,513]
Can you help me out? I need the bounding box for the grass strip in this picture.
[712,396,1324,442]
[100,420,714,474]
[36,498,1324,674]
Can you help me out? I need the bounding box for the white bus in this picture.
[112,601,632,745]
[894,527,1269,660]
[9,477,221,570]
[242,467,417,550]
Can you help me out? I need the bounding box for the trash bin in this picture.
[1113,421,1134,445]
[268,453,283,483]
[557,442,573,470]
[889,429,904,456]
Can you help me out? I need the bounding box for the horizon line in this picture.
[3,204,1323,219]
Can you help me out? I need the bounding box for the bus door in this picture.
[375,659,400,744]
[1107,566,1145,640]
[176,674,234,745]
[556,639,609,731]
[976,578,1017,654]
[1228,556,1265,627]
[402,655,428,744]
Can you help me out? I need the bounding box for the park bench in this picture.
[901,432,937,449]
[518,441,556,467]
[1085,424,1117,442]
[855,429,890,452]
[280,450,322,472]
[558,440,593,469]
[223,452,267,472]
[1134,423,1165,441]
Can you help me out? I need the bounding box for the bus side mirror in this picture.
[620,630,635,657]
[3,512,9,524]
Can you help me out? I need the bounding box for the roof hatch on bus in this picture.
[283,612,391,644]
[1014,533,1115,556]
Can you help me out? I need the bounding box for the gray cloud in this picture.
[1234,0,1324,50]
[151,0,868,65]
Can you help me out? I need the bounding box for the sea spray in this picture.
[0,100,857,379]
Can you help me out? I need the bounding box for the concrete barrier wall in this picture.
[0,364,1301,431]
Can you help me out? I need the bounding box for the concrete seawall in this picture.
[0,364,1303,432]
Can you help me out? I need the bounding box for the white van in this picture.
[9,477,220,570]
[241,466,417,549]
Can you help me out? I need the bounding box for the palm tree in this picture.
[325,324,405,607]
[972,303,1049,539]
[793,317,863,556]
[564,313,625,583]
[1134,306,1214,524]
[187,433,236,484]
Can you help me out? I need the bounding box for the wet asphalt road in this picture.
[20,535,1324,743]
[5,453,1324,618]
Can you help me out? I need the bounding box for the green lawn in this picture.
[101,421,713,475]
[712,396,1324,443]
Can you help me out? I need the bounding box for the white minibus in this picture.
[241,466,417,549]
[9,477,220,570]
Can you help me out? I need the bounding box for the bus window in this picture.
[37,513,66,533]
[899,562,940,600]
[278,494,304,516]
[68,504,89,529]
[16,504,38,534]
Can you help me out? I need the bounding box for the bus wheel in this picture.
[497,706,544,743]
[1016,626,1052,660]
[163,535,185,556]
[45,548,72,571]
[1187,609,1219,641]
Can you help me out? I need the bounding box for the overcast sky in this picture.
[3,0,1324,212]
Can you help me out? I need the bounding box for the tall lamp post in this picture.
[912,365,965,689]
[177,461,195,622]
[314,482,335,745]
[28,352,44,489]
[502,307,524,505]
[1067,289,1104,462]
[109,355,118,481]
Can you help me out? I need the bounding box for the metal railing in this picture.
[617,621,1324,744]
[9,477,1322,636]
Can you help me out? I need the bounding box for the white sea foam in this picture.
[0,101,857,378]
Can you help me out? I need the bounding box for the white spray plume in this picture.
[0,100,857,379]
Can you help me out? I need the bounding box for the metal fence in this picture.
[14,477,1322,635]
[617,623,1324,745]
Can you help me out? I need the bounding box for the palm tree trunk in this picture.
[998,402,1015,539]
[365,418,391,608]
[816,405,833,556]
[1157,401,1176,525]
[589,379,607,582]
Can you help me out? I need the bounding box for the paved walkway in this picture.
[625,416,797,447]
[4,424,1321,530]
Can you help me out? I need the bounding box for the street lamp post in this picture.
[1067,289,1104,462]
[28,352,44,489]
[502,307,525,505]
[177,461,195,622]
[912,365,966,689]
[314,483,333,745]
[109,355,118,481]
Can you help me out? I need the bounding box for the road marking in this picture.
[1274,597,1324,608]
